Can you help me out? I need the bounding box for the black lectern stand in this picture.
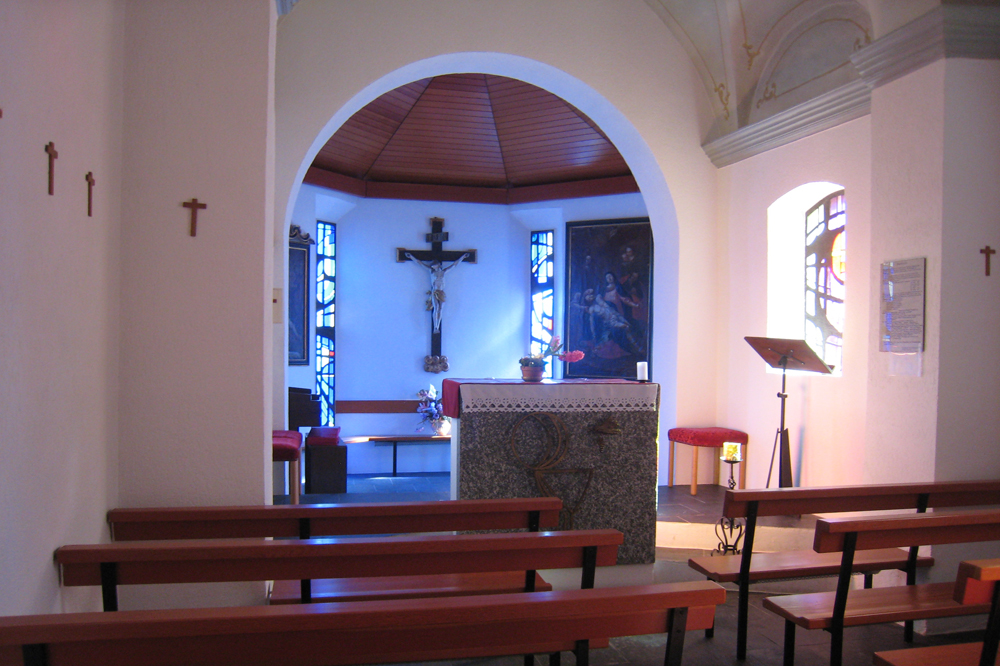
[745,337,831,487]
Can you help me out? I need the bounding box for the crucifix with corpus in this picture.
[397,217,477,373]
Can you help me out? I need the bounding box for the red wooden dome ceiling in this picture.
[304,73,637,205]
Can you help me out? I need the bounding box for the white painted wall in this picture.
[936,58,1000,482]
[274,0,718,485]
[115,0,276,609]
[864,63,945,486]
[717,118,872,489]
[924,59,1000,630]
[0,0,124,615]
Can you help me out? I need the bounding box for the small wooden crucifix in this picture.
[182,198,208,237]
[981,246,996,276]
[85,172,95,217]
[44,142,58,195]
[397,217,478,373]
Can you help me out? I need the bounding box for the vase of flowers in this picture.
[518,336,585,382]
[416,385,450,435]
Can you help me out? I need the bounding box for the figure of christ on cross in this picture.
[404,251,470,333]
[397,217,477,373]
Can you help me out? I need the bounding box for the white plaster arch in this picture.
[277,51,682,470]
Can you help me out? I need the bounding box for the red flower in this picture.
[558,350,585,363]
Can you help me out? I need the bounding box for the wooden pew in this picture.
[762,509,1000,666]
[0,581,725,666]
[874,558,1000,666]
[55,529,622,612]
[108,497,563,604]
[107,497,562,541]
[688,480,1000,658]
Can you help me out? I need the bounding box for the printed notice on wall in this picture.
[880,257,926,353]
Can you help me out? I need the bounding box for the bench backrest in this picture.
[108,497,562,541]
[723,480,1000,519]
[814,509,1000,553]
[56,529,623,610]
[0,582,725,666]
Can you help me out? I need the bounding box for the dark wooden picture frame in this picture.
[288,226,313,366]
[565,218,653,379]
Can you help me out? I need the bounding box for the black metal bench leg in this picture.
[524,655,534,666]
[904,620,914,642]
[830,623,843,666]
[548,651,561,666]
[22,644,48,666]
[737,579,749,658]
[664,607,688,666]
[783,620,795,666]
[575,640,589,666]
[100,562,118,612]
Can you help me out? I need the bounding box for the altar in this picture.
[441,378,659,564]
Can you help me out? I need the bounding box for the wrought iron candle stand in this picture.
[715,457,744,554]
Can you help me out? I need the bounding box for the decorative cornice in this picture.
[851,5,1000,90]
[704,5,999,167]
[289,224,315,245]
[702,79,871,168]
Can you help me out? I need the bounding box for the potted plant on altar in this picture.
[416,385,450,436]
[519,336,585,382]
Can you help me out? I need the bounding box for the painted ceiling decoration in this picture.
[644,0,872,139]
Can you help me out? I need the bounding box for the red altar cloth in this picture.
[441,377,635,418]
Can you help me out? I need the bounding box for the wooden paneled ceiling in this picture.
[304,73,637,205]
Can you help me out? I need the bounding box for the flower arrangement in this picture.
[519,336,585,367]
[416,385,450,434]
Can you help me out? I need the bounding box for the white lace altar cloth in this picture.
[455,381,659,414]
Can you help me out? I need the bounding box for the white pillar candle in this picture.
[636,361,648,381]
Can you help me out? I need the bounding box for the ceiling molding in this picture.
[702,79,871,168]
[705,6,999,167]
[851,5,1000,90]
[304,167,638,205]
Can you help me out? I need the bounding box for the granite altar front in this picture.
[442,379,659,564]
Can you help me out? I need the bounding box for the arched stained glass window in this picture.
[315,222,336,425]
[530,230,555,378]
[804,190,846,371]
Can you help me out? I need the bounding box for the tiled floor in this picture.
[276,476,983,666]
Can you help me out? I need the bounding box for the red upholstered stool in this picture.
[272,430,303,504]
[305,426,346,495]
[667,427,748,495]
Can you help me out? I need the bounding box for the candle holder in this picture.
[715,457,744,554]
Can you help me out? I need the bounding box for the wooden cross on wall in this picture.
[182,198,208,237]
[982,246,995,276]
[397,217,478,373]
[44,142,58,195]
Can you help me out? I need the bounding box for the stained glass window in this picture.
[529,231,555,378]
[315,222,336,425]
[804,191,846,371]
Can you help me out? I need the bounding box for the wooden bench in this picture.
[108,497,561,541]
[688,480,1000,659]
[0,581,725,666]
[874,558,1000,666]
[762,509,1000,666]
[55,528,622,612]
[108,498,562,604]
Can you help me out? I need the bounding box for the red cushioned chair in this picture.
[305,426,346,495]
[667,427,748,495]
[272,430,303,504]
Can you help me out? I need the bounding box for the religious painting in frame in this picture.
[288,225,313,366]
[564,218,653,379]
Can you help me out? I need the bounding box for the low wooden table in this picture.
[349,435,450,476]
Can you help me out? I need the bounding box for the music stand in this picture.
[745,337,832,487]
